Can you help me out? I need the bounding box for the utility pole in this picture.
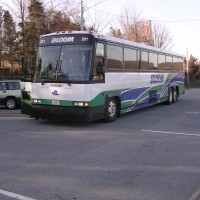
[80,0,106,31]
[80,0,84,31]
[186,48,189,86]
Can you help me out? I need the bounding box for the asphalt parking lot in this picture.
[0,89,200,200]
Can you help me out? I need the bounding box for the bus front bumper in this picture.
[21,103,105,121]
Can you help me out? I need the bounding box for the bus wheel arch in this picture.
[104,96,120,122]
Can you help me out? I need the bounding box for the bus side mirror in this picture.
[21,56,35,82]
[97,64,105,74]
[97,58,105,74]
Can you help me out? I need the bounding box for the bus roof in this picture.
[41,31,185,58]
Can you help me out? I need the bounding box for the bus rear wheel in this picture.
[166,88,173,105]
[172,88,178,103]
[104,97,118,122]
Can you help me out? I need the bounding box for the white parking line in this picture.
[0,189,37,200]
[186,112,200,114]
[141,129,200,137]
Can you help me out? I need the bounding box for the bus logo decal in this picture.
[150,74,164,84]
[51,37,74,44]
[52,90,59,96]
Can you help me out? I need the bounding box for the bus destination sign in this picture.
[39,34,94,46]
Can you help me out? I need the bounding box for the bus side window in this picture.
[138,50,149,71]
[106,44,123,71]
[166,55,173,71]
[158,54,166,71]
[149,52,158,71]
[93,43,105,80]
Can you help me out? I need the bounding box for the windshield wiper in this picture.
[57,71,71,86]
[57,60,71,86]
[54,59,59,80]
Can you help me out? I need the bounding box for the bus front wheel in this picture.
[104,97,118,122]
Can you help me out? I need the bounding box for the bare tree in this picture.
[118,7,142,42]
[62,1,80,25]
[42,0,81,26]
[152,23,173,49]
[108,27,123,38]
[0,0,28,23]
[109,6,173,49]
[84,3,111,32]
[86,11,109,32]
[0,0,29,58]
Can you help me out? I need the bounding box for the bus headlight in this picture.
[74,101,90,107]
[32,99,41,104]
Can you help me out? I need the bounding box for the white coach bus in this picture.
[21,31,185,122]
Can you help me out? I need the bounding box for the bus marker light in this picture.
[33,99,41,103]
[74,102,89,107]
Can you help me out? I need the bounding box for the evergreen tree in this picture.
[2,10,17,63]
[45,9,80,33]
[26,0,47,57]
[16,0,29,58]
[1,10,17,75]
[188,55,199,74]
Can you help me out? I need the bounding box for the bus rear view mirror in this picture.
[97,64,105,75]
[97,58,105,74]
[21,56,35,81]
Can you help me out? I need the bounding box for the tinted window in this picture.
[166,55,173,70]
[60,45,93,81]
[107,44,123,71]
[8,82,20,90]
[138,50,148,71]
[173,57,183,72]
[149,52,158,70]
[178,58,184,71]
[36,46,61,79]
[158,54,166,71]
[96,43,104,57]
[93,43,105,80]
[124,48,137,71]
[0,82,7,90]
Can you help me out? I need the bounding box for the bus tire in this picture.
[166,88,173,105]
[104,97,118,122]
[172,88,178,103]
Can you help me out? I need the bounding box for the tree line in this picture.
[0,0,82,76]
[187,55,200,87]
[0,0,197,83]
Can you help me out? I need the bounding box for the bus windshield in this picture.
[35,44,93,82]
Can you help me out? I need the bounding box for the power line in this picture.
[153,19,200,23]
[81,0,107,30]
[84,0,107,11]
[85,7,200,23]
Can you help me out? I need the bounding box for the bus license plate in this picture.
[52,100,60,105]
